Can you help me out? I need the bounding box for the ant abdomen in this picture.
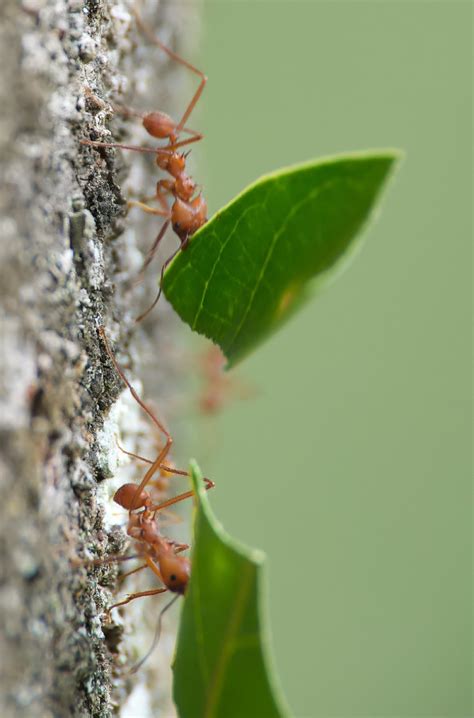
[114,483,149,510]
[142,111,176,141]
[191,195,207,224]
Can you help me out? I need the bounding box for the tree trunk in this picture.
[0,1,192,715]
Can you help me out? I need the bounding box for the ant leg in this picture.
[183,127,201,139]
[164,134,203,152]
[160,465,189,478]
[80,139,163,155]
[129,195,171,281]
[138,219,171,278]
[127,200,169,217]
[109,554,167,611]
[115,442,189,480]
[147,477,215,514]
[115,445,194,485]
[99,327,172,445]
[108,586,168,612]
[110,101,144,120]
[132,7,207,134]
[128,191,160,203]
[80,135,202,155]
[130,425,172,510]
[135,241,183,323]
[174,543,190,554]
[156,190,170,215]
[131,440,173,509]
[98,327,174,508]
[129,181,170,217]
[177,78,206,134]
[115,443,180,503]
[119,563,148,581]
[116,437,154,465]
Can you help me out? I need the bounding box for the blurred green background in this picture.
[183,1,472,716]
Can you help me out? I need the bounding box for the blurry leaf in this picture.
[163,150,400,366]
[173,461,289,718]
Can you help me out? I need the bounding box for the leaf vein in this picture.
[193,567,209,685]
[226,179,338,354]
[204,564,253,718]
[191,203,261,330]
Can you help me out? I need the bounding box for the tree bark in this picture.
[0,1,191,715]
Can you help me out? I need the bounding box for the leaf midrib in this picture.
[225,179,337,356]
[203,563,253,718]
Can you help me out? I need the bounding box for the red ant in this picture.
[81,8,208,320]
[197,345,256,415]
[97,326,214,601]
[89,326,214,668]
[198,345,234,415]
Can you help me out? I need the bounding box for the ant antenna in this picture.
[128,593,180,674]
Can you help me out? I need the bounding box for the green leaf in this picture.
[173,461,289,718]
[163,150,401,366]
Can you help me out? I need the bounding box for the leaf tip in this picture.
[189,458,204,493]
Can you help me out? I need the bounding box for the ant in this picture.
[198,345,235,415]
[81,8,208,320]
[197,345,256,415]
[89,326,214,668]
[97,326,214,602]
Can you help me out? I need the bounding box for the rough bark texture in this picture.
[0,1,193,715]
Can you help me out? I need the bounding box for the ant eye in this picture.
[170,574,177,582]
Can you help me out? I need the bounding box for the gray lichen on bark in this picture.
[0,0,191,715]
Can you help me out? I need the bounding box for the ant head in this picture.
[114,483,149,511]
[190,195,208,230]
[159,553,190,595]
[171,197,193,242]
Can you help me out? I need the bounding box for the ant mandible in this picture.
[81,8,208,320]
